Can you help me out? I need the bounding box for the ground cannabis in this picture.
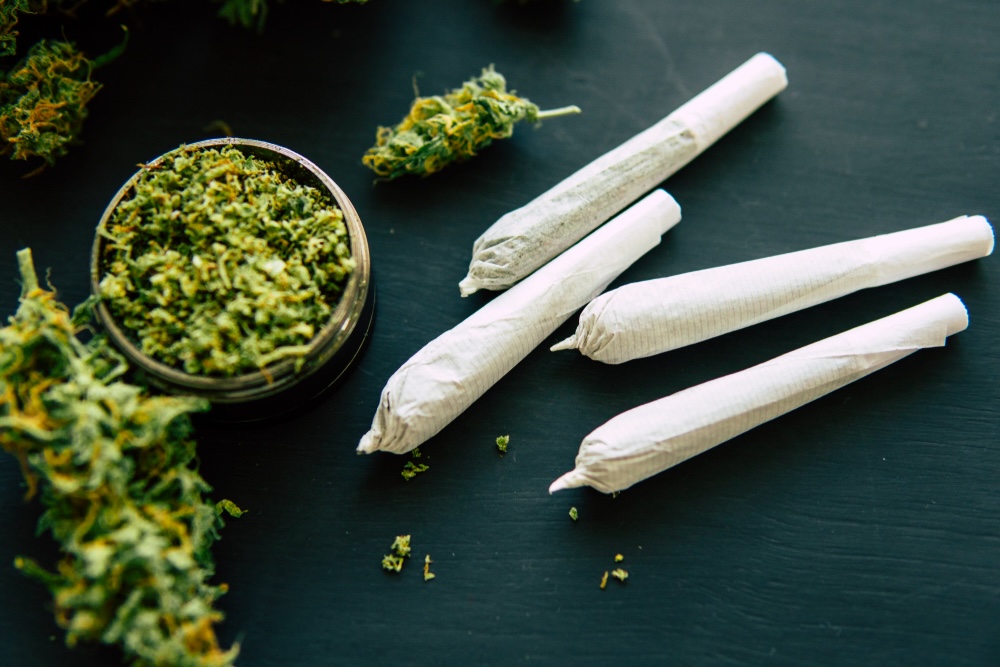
[0,249,239,666]
[496,434,509,454]
[362,65,580,180]
[568,506,578,521]
[422,555,435,581]
[97,144,355,377]
[0,39,102,167]
[599,571,608,589]
[614,553,623,562]
[610,568,628,582]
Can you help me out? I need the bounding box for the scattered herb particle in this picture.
[599,571,608,589]
[97,144,355,377]
[362,65,580,180]
[391,534,412,558]
[382,534,412,573]
[614,553,623,562]
[216,499,246,518]
[401,460,430,481]
[611,568,628,583]
[402,448,429,480]
[0,248,238,666]
[569,507,578,521]
[423,555,435,581]
[496,434,509,454]
[381,554,405,573]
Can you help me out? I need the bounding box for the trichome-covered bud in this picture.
[0,0,32,58]
[1,248,239,666]
[362,64,580,180]
[0,39,101,166]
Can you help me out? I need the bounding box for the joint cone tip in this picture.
[549,336,577,352]
[357,432,378,455]
[458,276,478,297]
[549,469,584,494]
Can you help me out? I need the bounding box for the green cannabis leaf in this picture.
[0,248,239,666]
[362,64,580,180]
[97,144,355,377]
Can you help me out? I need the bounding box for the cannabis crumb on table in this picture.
[382,535,412,573]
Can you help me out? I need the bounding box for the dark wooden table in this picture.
[2,1,997,664]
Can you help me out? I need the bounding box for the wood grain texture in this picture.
[1,1,997,665]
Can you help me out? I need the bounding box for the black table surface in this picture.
[1,1,997,665]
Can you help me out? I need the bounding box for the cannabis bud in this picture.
[362,64,580,180]
[1,0,31,58]
[0,26,125,170]
[0,39,100,167]
[1,249,239,666]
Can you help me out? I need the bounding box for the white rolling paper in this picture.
[459,52,788,296]
[553,215,993,364]
[358,190,682,455]
[550,293,970,494]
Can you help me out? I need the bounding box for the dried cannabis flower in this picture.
[0,248,238,666]
[568,507,578,521]
[496,434,509,454]
[98,144,355,377]
[0,0,31,58]
[423,555,435,581]
[362,64,580,179]
[0,39,100,166]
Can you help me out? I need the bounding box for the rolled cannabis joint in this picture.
[553,215,994,363]
[550,293,969,494]
[459,52,788,296]
[359,190,681,455]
